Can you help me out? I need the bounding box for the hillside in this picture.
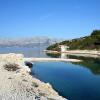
[47,30,100,51]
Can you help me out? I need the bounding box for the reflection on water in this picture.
[46,52,69,58]
[46,53,100,75]
[69,55,100,75]
[46,53,60,58]
[32,61,100,100]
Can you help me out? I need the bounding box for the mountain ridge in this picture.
[0,36,61,47]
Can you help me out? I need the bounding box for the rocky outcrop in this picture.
[0,53,24,64]
[0,53,67,100]
[25,61,33,68]
[0,53,31,72]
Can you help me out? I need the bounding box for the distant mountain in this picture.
[47,30,100,51]
[0,36,61,47]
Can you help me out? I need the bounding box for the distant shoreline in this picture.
[44,50,100,58]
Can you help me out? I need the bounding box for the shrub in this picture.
[4,63,20,71]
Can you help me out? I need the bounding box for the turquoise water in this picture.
[31,58,100,100]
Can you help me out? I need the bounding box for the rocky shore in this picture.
[0,53,67,100]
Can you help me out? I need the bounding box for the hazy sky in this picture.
[0,0,100,39]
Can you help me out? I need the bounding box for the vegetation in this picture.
[70,55,100,75]
[46,53,60,58]
[47,30,100,51]
[4,63,19,71]
[31,82,38,87]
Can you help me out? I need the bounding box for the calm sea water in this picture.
[0,47,48,57]
[31,59,100,100]
[31,53,100,100]
[1,47,100,100]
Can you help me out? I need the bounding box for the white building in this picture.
[60,45,69,52]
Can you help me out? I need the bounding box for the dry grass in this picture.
[4,63,20,71]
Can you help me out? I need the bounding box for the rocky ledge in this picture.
[0,53,67,100]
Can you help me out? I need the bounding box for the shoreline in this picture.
[44,50,100,58]
[0,53,67,100]
[24,57,81,63]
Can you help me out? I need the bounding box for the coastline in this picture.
[0,53,67,100]
[24,57,81,62]
[44,50,100,58]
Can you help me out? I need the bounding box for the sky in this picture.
[0,0,100,39]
